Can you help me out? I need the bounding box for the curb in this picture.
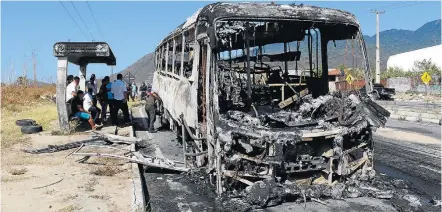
[130,114,146,212]
[389,114,441,124]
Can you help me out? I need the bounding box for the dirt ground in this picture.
[1,127,134,212]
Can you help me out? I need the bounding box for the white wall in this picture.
[386,45,442,72]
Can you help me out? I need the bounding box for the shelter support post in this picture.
[56,57,70,133]
[79,65,87,91]
[321,36,329,95]
[180,33,185,76]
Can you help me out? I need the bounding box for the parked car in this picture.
[360,83,395,100]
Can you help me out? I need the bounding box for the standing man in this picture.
[139,82,148,100]
[111,74,130,126]
[66,76,80,102]
[106,76,114,122]
[144,91,159,133]
[97,78,109,122]
[87,74,98,106]
[131,82,138,101]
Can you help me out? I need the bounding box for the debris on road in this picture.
[22,131,188,172]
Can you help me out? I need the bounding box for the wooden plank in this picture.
[301,128,341,140]
[223,171,254,186]
[268,83,306,87]
[91,131,141,144]
[74,152,189,172]
[224,170,270,179]
[278,88,309,109]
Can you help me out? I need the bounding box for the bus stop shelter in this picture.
[53,42,116,132]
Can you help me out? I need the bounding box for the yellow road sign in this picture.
[346,74,354,85]
[421,72,432,85]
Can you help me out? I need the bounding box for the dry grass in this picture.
[44,189,56,195]
[61,194,79,203]
[1,84,58,148]
[1,84,55,111]
[56,204,82,212]
[8,167,27,175]
[84,177,98,192]
[89,194,110,200]
[90,166,122,176]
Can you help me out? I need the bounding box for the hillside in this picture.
[111,52,155,84]
[120,19,441,84]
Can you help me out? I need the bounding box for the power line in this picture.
[59,1,89,40]
[370,1,424,12]
[86,1,106,41]
[70,1,95,41]
[387,1,427,11]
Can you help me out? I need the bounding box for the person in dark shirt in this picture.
[139,82,148,100]
[144,91,159,133]
[97,78,110,122]
[71,90,97,130]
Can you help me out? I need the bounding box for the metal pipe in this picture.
[182,120,187,168]
[181,114,206,141]
[245,30,252,107]
[284,42,288,81]
[308,30,313,78]
[185,151,208,157]
[314,29,319,76]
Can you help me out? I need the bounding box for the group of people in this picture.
[66,73,132,130]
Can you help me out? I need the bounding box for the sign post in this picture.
[346,74,354,90]
[421,71,432,98]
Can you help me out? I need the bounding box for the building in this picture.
[386,45,442,71]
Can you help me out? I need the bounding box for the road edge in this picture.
[130,114,146,212]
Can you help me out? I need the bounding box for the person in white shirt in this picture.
[84,88,101,122]
[110,74,130,126]
[66,76,80,102]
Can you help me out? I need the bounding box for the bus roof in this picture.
[157,2,360,49]
[200,2,359,26]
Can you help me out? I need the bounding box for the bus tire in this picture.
[21,125,43,134]
[16,119,37,127]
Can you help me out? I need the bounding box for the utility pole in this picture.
[111,66,114,81]
[32,49,37,87]
[371,10,384,84]
[11,60,14,84]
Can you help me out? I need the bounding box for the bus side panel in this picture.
[152,71,198,128]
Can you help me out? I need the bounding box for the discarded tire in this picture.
[15,119,37,126]
[21,125,43,134]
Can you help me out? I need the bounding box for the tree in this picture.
[381,66,405,79]
[411,59,441,77]
[16,76,30,86]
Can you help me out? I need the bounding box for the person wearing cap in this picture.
[71,90,97,130]
[144,90,160,133]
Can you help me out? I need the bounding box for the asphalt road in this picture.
[377,100,441,111]
[133,108,441,211]
[373,119,441,199]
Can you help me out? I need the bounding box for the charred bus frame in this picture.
[153,2,384,195]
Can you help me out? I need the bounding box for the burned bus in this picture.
[152,2,389,195]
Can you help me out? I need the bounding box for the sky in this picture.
[1,1,441,83]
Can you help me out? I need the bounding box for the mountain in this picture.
[119,19,441,84]
[111,52,155,84]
